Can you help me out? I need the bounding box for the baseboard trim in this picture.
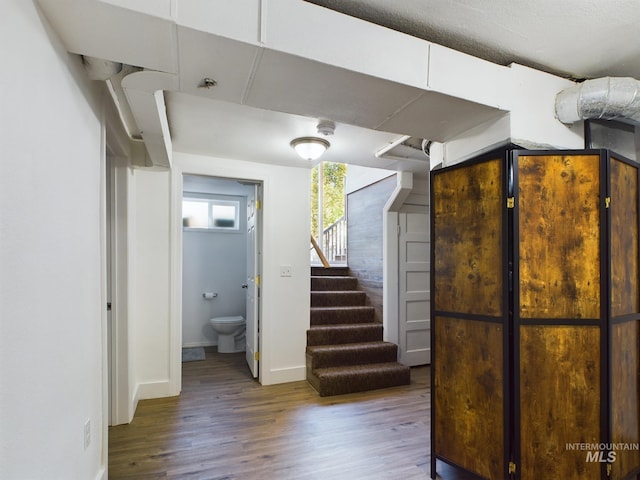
[264,365,306,385]
[95,466,107,480]
[136,380,177,400]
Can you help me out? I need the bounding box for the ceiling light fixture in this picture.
[290,136,330,161]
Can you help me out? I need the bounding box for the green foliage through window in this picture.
[310,162,346,238]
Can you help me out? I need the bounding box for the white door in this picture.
[398,205,431,366]
[245,184,260,378]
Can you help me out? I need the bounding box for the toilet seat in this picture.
[210,315,244,324]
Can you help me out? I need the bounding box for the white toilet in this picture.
[209,316,246,353]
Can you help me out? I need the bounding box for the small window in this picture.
[183,199,209,228]
[211,201,238,229]
[183,197,240,231]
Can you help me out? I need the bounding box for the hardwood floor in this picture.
[109,348,474,480]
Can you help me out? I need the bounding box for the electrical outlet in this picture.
[279,265,292,277]
[84,420,91,450]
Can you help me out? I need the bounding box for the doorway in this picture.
[180,175,262,378]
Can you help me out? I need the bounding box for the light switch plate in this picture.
[280,265,292,277]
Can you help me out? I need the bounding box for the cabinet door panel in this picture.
[433,158,504,316]
[434,316,504,479]
[612,320,640,480]
[518,154,601,319]
[519,325,601,480]
[610,157,639,317]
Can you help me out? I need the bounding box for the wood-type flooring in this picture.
[109,348,473,479]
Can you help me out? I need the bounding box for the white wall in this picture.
[440,64,584,166]
[183,225,247,347]
[0,1,106,479]
[509,64,584,150]
[173,153,312,385]
[182,178,251,348]
[132,167,174,399]
[129,151,310,396]
[109,154,138,426]
[346,164,396,195]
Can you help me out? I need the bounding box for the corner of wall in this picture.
[383,173,414,344]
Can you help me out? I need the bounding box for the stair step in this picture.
[311,306,376,325]
[311,276,358,291]
[307,265,407,397]
[311,266,350,277]
[307,323,383,346]
[306,342,398,369]
[307,362,411,397]
[311,291,367,307]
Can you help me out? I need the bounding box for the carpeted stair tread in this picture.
[306,266,410,396]
[311,306,376,325]
[306,341,398,369]
[311,275,358,291]
[308,362,411,397]
[311,266,350,276]
[311,290,367,307]
[307,323,383,346]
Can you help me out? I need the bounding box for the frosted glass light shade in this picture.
[290,137,330,160]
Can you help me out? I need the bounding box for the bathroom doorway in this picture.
[181,174,262,377]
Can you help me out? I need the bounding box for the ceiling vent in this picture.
[376,135,431,162]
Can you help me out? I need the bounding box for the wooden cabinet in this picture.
[430,148,640,480]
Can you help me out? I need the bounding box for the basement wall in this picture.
[347,175,398,323]
[0,1,106,478]
[129,152,311,391]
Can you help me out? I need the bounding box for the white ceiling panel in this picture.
[167,92,409,169]
[378,91,506,142]
[177,27,261,103]
[175,0,261,45]
[245,49,425,131]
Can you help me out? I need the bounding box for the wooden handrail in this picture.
[310,235,330,268]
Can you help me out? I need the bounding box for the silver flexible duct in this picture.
[555,77,640,126]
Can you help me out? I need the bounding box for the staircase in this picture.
[306,266,411,396]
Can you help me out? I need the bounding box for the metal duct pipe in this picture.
[555,77,640,126]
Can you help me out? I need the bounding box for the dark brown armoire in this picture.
[430,148,640,480]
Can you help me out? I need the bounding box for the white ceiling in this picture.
[308,0,640,80]
[170,0,640,171]
[167,92,417,171]
[39,0,640,172]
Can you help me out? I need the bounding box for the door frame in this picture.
[170,160,264,388]
[383,172,413,346]
[105,98,136,427]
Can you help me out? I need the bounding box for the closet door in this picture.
[515,153,603,480]
[432,156,509,480]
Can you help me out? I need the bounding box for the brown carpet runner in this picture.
[306,266,411,396]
